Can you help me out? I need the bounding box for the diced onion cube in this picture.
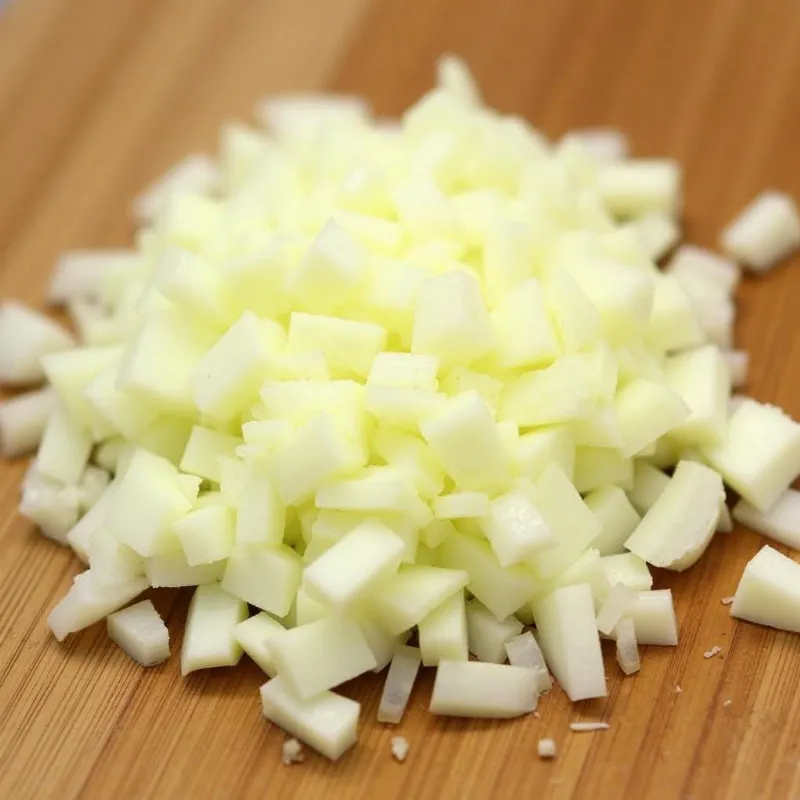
[721,191,800,272]
[107,599,170,666]
[260,675,360,761]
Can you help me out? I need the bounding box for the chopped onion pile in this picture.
[5,54,800,763]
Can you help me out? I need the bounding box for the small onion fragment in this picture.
[614,617,640,675]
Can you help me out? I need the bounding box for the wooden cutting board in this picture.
[2,0,800,797]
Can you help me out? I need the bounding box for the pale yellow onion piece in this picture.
[294,587,329,627]
[465,599,523,663]
[433,491,490,520]
[370,565,469,635]
[561,128,628,162]
[94,437,126,473]
[439,530,538,620]
[235,466,285,547]
[367,352,439,390]
[359,616,408,672]
[256,93,369,140]
[627,461,670,516]
[730,545,800,633]
[614,616,640,675]
[733,490,800,549]
[600,552,653,593]
[417,589,468,667]
[106,599,170,667]
[504,631,552,693]
[481,486,557,567]
[597,159,681,218]
[624,460,723,571]
[420,389,510,492]
[527,464,601,580]
[585,485,641,556]
[604,589,679,646]
[267,616,377,699]
[48,570,148,642]
[145,551,226,588]
[614,379,689,459]
[20,480,81,545]
[626,211,679,261]
[664,345,730,447]
[260,675,360,762]
[315,470,419,513]
[0,388,56,458]
[595,583,637,636]
[233,612,286,677]
[302,519,405,609]
[377,645,422,723]
[286,220,368,314]
[702,398,800,513]
[192,312,278,422]
[542,548,611,613]
[646,274,705,354]
[133,154,219,223]
[48,250,143,306]
[78,464,111,511]
[721,190,800,272]
[88,528,144,588]
[532,583,606,702]
[181,583,247,675]
[174,505,235,566]
[436,54,483,107]
[666,244,740,295]
[221,545,302,617]
[105,449,193,558]
[180,425,241,483]
[430,661,539,718]
[35,402,92,485]
[723,350,749,389]
[66,481,119,564]
[0,301,74,387]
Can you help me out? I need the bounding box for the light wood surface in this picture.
[2,1,800,798]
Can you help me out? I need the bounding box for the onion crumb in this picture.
[675,685,682,694]
[538,738,557,758]
[721,596,735,606]
[282,738,304,765]
[704,646,723,659]
[391,736,410,762]
[723,699,732,708]
[569,722,609,732]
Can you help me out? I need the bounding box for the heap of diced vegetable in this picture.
[4,55,800,762]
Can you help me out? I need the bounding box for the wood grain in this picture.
[1,0,800,797]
